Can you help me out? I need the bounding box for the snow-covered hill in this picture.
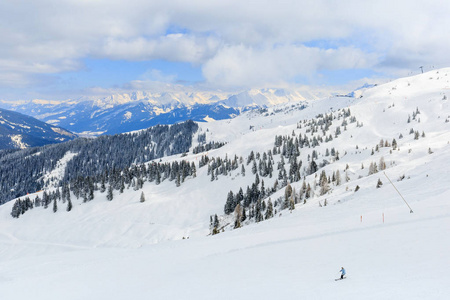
[0,69,450,299]
[0,108,77,150]
[0,88,318,135]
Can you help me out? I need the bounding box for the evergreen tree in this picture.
[67,197,73,212]
[11,199,22,218]
[34,195,41,207]
[376,178,383,188]
[309,160,318,175]
[305,183,311,199]
[255,198,263,222]
[224,191,236,215]
[53,198,58,213]
[289,193,295,211]
[252,160,257,175]
[89,182,95,201]
[212,214,220,235]
[140,191,146,203]
[335,170,341,186]
[379,156,386,171]
[319,170,330,195]
[241,206,247,222]
[265,198,274,220]
[234,203,242,229]
[100,177,106,193]
[260,180,266,199]
[284,184,293,209]
[43,191,49,209]
[107,185,114,201]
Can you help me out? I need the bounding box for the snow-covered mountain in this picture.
[1,69,450,299]
[0,108,76,150]
[0,88,317,135]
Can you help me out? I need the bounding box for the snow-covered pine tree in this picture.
[234,203,242,228]
[319,170,330,195]
[284,183,293,209]
[255,198,263,222]
[335,170,341,186]
[379,156,386,171]
[265,198,273,219]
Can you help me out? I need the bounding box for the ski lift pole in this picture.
[383,172,413,213]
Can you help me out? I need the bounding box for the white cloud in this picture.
[96,34,220,63]
[140,69,177,83]
[0,0,450,93]
[202,44,378,88]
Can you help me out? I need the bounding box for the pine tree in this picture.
[53,198,58,213]
[100,177,106,193]
[289,193,295,211]
[284,184,293,209]
[212,214,220,235]
[252,160,257,175]
[392,139,397,150]
[255,198,263,222]
[379,156,386,171]
[140,191,146,203]
[224,191,235,215]
[67,197,73,212]
[11,199,22,218]
[120,179,125,193]
[43,191,49,209]
[265,198,274,220]
[376,178,383,188]
[234,203,242,229]
[305,183,311,199]
[89,183,94,201]
[319,170,330,195]
[335,170,341,186]
[107,185,113,201]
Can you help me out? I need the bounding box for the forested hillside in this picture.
[0,120,200,204]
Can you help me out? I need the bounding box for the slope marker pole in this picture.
[383,172,413,213]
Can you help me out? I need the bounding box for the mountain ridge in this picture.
[0,108,77,150]
[0,88,321,135]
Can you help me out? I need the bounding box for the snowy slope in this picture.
[0,69,450,299]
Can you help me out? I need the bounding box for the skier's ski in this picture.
[335,277,346,281]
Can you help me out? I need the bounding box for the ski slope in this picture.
[0,69,450,299]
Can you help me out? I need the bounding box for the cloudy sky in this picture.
[1,0,449,100]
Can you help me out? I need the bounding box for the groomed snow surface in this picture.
[1,69,450,299]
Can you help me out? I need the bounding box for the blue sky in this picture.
[0,0,449,100]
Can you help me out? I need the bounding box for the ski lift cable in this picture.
[383,171,413,213]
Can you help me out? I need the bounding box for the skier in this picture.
[339,267,346,279]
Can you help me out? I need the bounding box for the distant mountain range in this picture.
[0,88,320,135]
[0,108,77,150]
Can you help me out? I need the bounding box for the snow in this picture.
[202,115,216,122]
[123,111,132,120]
[9,134,29,149]
[41,151,78,187]
[1,69,450,299]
